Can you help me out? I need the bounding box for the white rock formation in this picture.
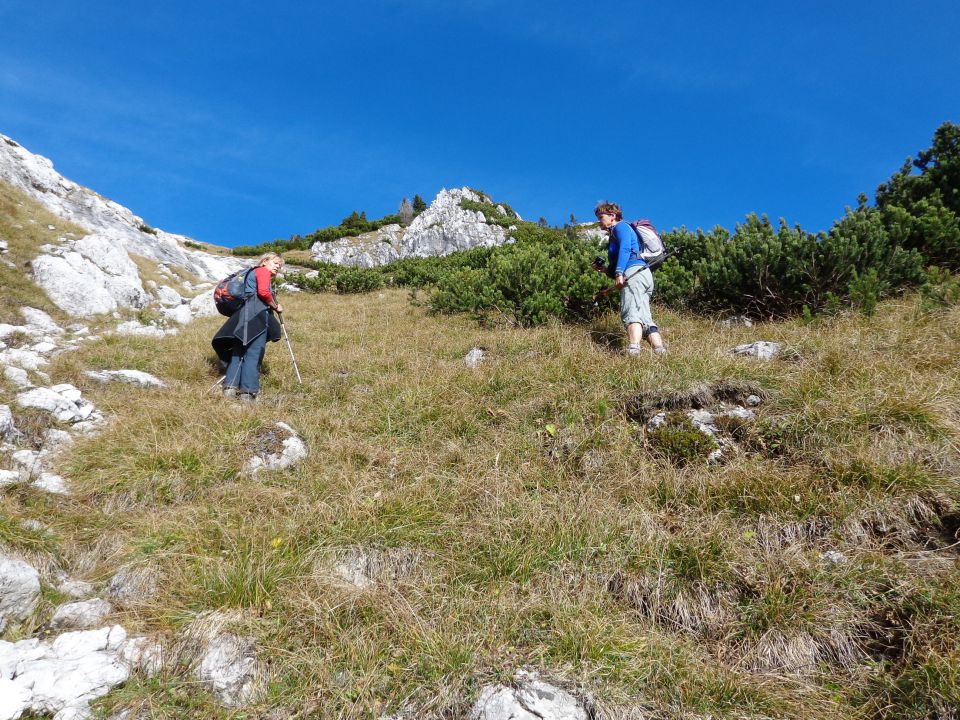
[311,188,516,268]
[83,370,166,389]
[50,599,114,631]
[0,625,158,719]
[106,565,159,609]
[0,405,17,441]
[15,385,97,424]
[464,347,486,368]
[0,133,243,321]
[0,554,41,626]
[194,633,261,708]
[730,341,782,360]
[470,671,588,720]
[243,422,308,474]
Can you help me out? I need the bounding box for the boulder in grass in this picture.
[50,599,114,631]
[0,554,41,626]
[243,422,307,475]
[83,370,166,389]
[729,341,782,360]
[470,671,588,720]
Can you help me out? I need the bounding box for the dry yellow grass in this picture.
[2,279,959,718]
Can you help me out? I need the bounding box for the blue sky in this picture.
[2,1,958,248]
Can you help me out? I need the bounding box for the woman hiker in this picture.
[593,201,667,357]
[212,252,284,401]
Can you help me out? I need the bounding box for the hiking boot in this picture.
[222,386,238,399]
[238,392,258,404]
[626,344,643,357]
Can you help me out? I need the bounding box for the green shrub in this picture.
[335,268,385,294]
[428,224,607,326]
[919,266,960,310]
[138,223,157,235]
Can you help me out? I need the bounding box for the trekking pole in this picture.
[279,314,303,385]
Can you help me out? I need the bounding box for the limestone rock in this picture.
[194,633,261,708]
[83,370,166,389]
[0,405,17,441]
[50,599,113,631]
[107,565,159,609]
[15,386,94,424]
[114,321,171,338]
[471,671,588,720]
[21,307,64,335]
[464,347,486,368]
[2,625,131,718]
[163,304,194,325]
[0,347,48,371]
[33,472,69,495]
[244,422,307,474]
[4,366,33,389]
[311,188,515,268]
[0,554,41,625]
[729,341,782,360]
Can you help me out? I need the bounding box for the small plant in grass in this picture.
[918,266,960,310]
[183,240,203,250]
[647,412,718,467]
[138,223,157,235]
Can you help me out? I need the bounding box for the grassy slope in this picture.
[1,199,958,717]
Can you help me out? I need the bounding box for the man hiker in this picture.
[593,201,667,357]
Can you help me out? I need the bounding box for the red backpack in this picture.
[213,268,254,317]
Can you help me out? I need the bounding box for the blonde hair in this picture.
[257,252,283,268]
[594,201,623,221]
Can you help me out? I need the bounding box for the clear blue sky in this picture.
[2,1,958,248]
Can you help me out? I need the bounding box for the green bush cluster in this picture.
[422,121,960,323]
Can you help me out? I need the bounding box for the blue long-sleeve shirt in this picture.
[607,220,647,275]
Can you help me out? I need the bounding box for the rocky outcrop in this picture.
[311,188,516,268]
[0,133,243,319]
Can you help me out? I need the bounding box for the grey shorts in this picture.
[620,267,656,329]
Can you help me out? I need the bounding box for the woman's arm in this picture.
[254,267,278,308]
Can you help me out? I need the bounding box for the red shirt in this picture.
[254,266,275,306]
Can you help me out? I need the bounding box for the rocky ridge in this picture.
[310,187,517,267]
[0,133,243,321]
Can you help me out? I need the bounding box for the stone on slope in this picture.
[50,599,114,631]
[83,370,166,389]
[107,565,159,609]
[194,633,261,708]
[464,347,486,368]
[4,366,33,389]
[0,554,41,625]
[0,405,17,441]
[7,625,131,717]
[729,341,782,360]
[243,422,307,474]
[471,671,588,720]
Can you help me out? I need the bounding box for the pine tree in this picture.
[412,194,427,215]
[399,198,414,226]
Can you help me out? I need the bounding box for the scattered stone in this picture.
[155,285,183,307]
[0,625,150,719]
[114,321,170,338]
[83,369,166,389]
[11,449,42,476]
[0,469,20,487]
[21,307,64,335]
[194,632,261,708]
[721,314,754,327]
[0,554,41,625]
[51,599,113,631]
[729,341,782,360]
[43,427,75,452]
[15,386,93,424]
[0,347,49,371]
[327,546,421,590]
[0,405,17,441]
[33,472,69,495]
[745,394,762,407]
[19,519,48,532]
[243,422,307,474]
[58,579,96,600]
[819,550,847,565]
[163,304,194,325]
[30,341,59,355]
[107,565,159,608]
[464,347,486,368]
[471,671,588,720]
